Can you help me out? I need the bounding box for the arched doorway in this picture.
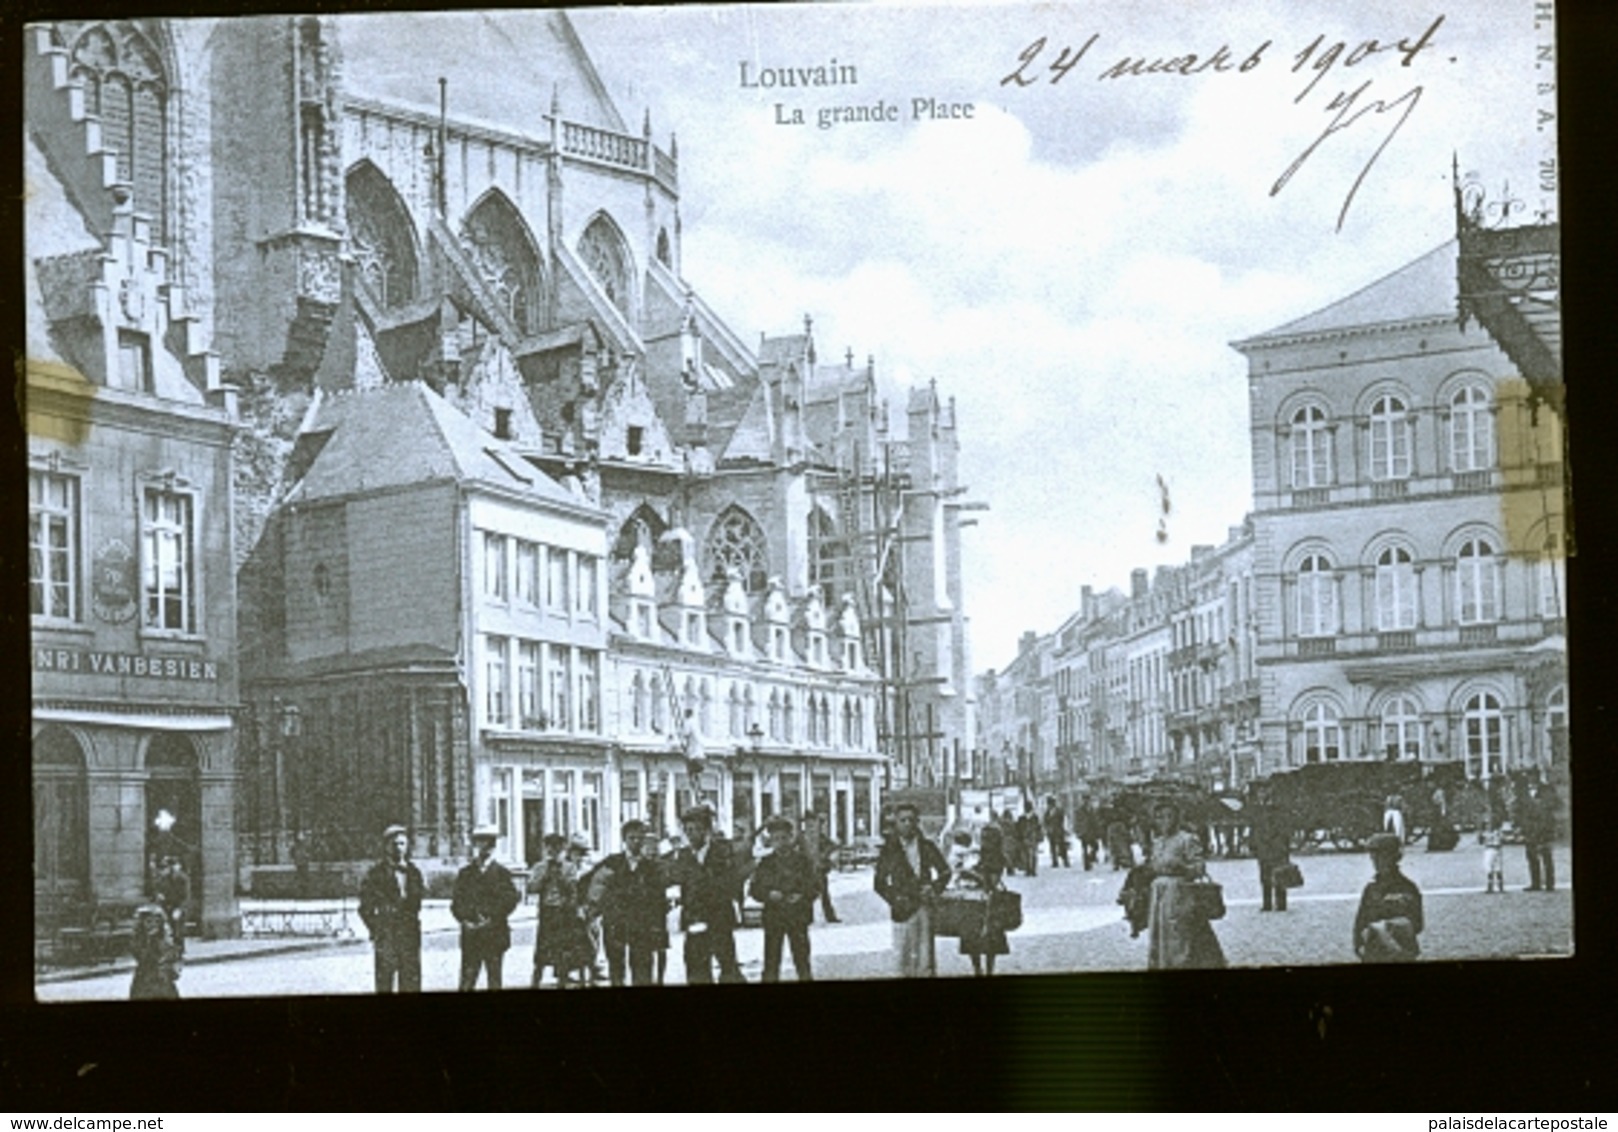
[33,728,90,929]
[145,733,201,927]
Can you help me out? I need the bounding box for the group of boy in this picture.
[356,805,842,993]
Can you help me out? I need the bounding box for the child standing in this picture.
[1353,832,1424,962]
[946,829,979,888]
[1482,821,1505,894]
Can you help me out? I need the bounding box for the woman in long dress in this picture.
[957,824,1010,977]
[1145,800,1227,970]
[529,833,592,988]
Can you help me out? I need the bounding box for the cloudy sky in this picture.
[356,3,1554,672]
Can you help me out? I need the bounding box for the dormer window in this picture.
[685,611,704,647]
[634,603,653,639]
[731,620,747,655]
[812,636,827,667]
[772,626,788,662]
[844,639,860,669]
[493,407,513,440]
[627,425,644,456]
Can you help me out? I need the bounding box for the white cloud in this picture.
[566,1,1548,669]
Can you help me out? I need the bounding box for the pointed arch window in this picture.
[66,22,168,240]
[578,214,633,323]
[1456,539,1501,624]
[461,192,543,336]
[728,683,743,739]
[1381,696,1423,761]
[782,693,796,744]
[629,672,646,731]
[699,679,713,736]
[1375,547,1418,631]
[1302,702,1341,763]
[1296,554,1337,638]
[808,508,845,604]
[767,690,783,741]
[1463,692,1505,779]
[650,673,667,733]
[346,163,419,308]
[1291,405,1332,489]
[705,506,769,595]
[1450,385,1495,473]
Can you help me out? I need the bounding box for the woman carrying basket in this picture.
[957,823,1012,977]
[1144,800,1227,970]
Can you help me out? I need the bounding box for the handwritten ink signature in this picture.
[1272,80,1422,233]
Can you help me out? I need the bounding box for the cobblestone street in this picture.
[37,840,1572,1002]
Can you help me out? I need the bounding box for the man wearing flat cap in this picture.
[452,824,521,990]
[358,823,425,992]
[669,805,745,984]
[588,819,669,986]
[748,814,818,982]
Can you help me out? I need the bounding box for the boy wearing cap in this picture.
[1353,832,1424,963]
[669,805,745,984]
[589,819,668,987]
[452,824,521,991]
[358,824,425,992]
[748,815,818,982]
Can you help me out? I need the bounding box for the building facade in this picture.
[27,13,960,891]
[234,381,610,871]
[1235,240,1567,785]
[26,15,242,938]
[981,239,1566,807]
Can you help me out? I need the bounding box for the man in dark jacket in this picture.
[1518,779,1557,892]
[750,815,818,982]
[1248,791,1293,912]
[669,806,744,984]
[451,823,521,991]
[1018,806,1042,876]
[590,819,669,987]
[1043,797,1070,868]
[358,823,425,993]
[874,802,952,978]
[1076,801,1101,870]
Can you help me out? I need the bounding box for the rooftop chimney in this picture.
[1131,568,1149,600]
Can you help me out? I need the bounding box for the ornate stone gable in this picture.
[597,360,678,467]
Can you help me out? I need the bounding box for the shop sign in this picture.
[32,647,219,682]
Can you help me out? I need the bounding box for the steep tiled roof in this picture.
[718,385,774,465]
[1241,241,1459,345]
[759,333,811,367]
[284,381,580,507]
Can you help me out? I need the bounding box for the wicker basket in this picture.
[933,892,988,938]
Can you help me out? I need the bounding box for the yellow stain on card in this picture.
[1495,376,1571,560]
[19,355,95,446]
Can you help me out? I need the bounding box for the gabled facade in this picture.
[26,21,243,943]
[235,381,610,869]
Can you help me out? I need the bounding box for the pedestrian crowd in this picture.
[126,778,1562,997]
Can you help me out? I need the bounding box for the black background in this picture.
[2,0,1614,1112]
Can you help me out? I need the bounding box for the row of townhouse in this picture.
[978,236,1567,811]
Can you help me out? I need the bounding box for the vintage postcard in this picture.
[25,1,1565,1002]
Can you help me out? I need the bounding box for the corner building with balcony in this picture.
[1234,241,1568,785]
